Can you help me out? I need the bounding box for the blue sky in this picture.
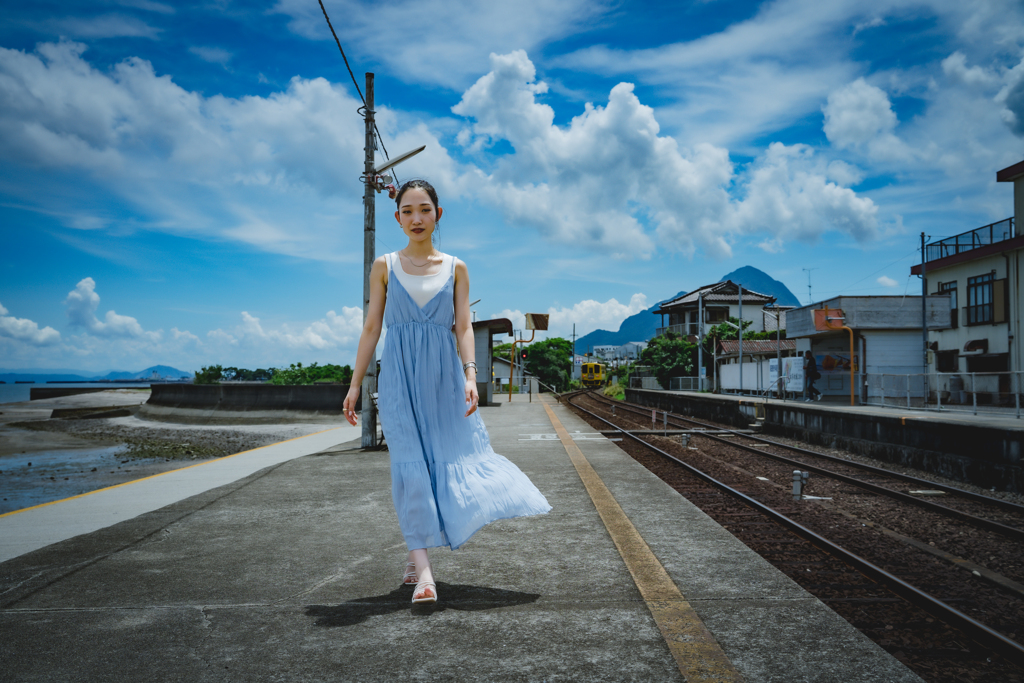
[3,0,1024,373]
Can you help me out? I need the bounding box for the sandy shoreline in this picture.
[0,389,339,515]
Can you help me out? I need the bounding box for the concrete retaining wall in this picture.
[625,388,1023,493]
[140,384,353,424]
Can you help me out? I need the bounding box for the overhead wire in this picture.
[317,0,392,164]
[824,245,924,297]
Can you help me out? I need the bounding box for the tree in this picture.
[269,362,353,386]
[708,317,785,342]
[522,337,572,391]
[194,365,223,384]
[640,332,695,389]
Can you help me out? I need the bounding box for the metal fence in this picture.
[630,376,663,390]
[668,377,704,391]
[628,376,705,391]
[863,371,1023,418]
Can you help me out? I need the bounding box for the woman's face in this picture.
[395,188,442,245]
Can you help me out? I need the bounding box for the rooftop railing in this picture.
[925,217,1014,263]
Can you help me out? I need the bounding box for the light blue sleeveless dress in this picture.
[379,252,551,551]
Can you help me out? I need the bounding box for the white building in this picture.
[655,280,782,339]
[787,297,951,403]
[616,341,648,360]
[909,158,1024,379]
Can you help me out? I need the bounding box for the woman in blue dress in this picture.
[344,179,551,605]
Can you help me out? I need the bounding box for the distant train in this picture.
[580,362,606,388]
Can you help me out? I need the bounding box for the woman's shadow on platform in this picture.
[305,582,541,627]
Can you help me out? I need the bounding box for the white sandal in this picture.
[402,561,418,585]
[412,580,437,604]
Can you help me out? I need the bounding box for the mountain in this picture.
[719,266,801,307]
[572,266,801,353]
[99,365,192,380]
[574,294,681,354]
[0,365,192,383]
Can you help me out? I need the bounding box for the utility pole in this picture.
[697,292,703,390]
[360,73,377,448]
[738,284,743,395]
[571,323,576,387]
[921,232,928,379]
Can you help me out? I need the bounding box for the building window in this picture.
[936,350,958,373]
[706,308,727,323]
[937,281,958,329]
[966,273,994,325]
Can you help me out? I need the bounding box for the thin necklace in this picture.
[401,249,437,267]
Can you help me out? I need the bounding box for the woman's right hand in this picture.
[343,385,360,426]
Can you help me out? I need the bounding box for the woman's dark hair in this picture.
[395,179,440,217]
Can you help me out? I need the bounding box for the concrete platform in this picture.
[0,394,921,682]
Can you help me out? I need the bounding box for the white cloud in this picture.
[826,160,864,187]
[734,143,878,243]
[47,14,160,39]
[0,40,463,263]
[207,307,364,353]
[113,0,175,13]
[941,51,998,89]
[171,327,200,343]
[0,301,61,346]
[496,293,648,338]
[823,78,898,148]
[453,52,879,259]
[271,0,612,91]
[188,46,232,67]
[877,275,899,287]
[63,277,160,341]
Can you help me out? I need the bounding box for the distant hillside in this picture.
[719,266,801,307]
[0,365,192,383]
[572,265,800,353]
[574,293,682,354]
[100,365,192,380]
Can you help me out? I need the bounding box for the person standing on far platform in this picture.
[343,179,551,605]
[803,350,821,402]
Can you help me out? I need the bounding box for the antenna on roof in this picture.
[802,268,817,304]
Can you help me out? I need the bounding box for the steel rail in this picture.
[587,392,1024,520]
[565,392,1024,661]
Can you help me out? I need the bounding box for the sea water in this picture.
[0,383,151,405]
[0,445,130,514]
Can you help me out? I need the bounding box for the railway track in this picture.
[561,389,1024,683]
[582,391,1024,594]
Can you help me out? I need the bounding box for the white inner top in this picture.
[390,252,452,307]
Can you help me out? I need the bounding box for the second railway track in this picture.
[562,389,1024,683]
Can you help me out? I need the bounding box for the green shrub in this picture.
[193,365,223,385]
[603,383,625,401]
[269,362,353,386]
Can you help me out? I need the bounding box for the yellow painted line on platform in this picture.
[0,427,342,519]
[541,397,744,683]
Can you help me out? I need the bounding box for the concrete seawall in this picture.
[625,388,1023,493]
[139,384,354,424]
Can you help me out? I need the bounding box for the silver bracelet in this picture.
[463,361,478,373]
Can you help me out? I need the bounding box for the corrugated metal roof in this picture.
[656,280,775,312]
[717,339,796,356]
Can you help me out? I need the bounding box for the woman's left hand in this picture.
[464,379,479,417]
